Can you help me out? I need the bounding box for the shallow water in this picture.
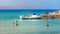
[0,10,60,34]
[0,19,60,34]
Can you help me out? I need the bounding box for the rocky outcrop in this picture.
[41,10,60,19]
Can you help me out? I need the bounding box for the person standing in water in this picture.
[46,21,49,27]
[16,21,18,26]
[12,22,15,28]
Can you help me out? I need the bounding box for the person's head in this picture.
[16,21,18,22]
[13,22,14,24]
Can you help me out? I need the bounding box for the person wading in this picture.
[46,21,49,27]
[16,21,18,26]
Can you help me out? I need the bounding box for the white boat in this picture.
[20,13,41,20]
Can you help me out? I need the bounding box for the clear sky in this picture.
[0,0,60,9]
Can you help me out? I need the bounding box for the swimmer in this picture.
[46,24,49,27]
[16,21,18,26]
[12,22,15,27]
[46,21,49,27]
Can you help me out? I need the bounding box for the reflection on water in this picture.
[20,19,41,21]
[0,19,60,34]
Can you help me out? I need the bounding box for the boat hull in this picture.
[22,17,42,20]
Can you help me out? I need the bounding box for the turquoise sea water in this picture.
[0,10,60,34]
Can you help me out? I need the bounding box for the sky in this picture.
[0,0,60,9]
